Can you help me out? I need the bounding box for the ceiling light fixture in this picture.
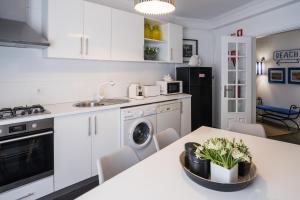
[134,0,176,15]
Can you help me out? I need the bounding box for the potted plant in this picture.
[200,138,247,183]
[144,47,159,60]
[235,139,252,176]
[187,143,210,179]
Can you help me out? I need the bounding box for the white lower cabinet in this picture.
[91,109,120,176]
[54,112,92,191]
[180,98,192,137]
[0,176,53,200]
[54,109,120,191]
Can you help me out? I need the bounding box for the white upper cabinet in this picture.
[83,2,111,60]
[168,23,183,63]
[44,0,84,59]
[111,9,144,61]
[44,0,111,60]
[143,19,183,63]
[43,1,182,63]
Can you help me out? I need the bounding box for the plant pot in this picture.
[184,142,199,167]
[188,152,210,179]
[210,163,238,183]
[238,161,251,176]
[144,54,157,60]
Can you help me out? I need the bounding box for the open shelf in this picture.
[144,18,169,62]
[228,55,246,58]
[144,38,165,43]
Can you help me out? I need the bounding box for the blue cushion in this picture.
[256,105,299,115]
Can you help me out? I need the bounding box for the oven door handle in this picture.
[0,131,53,144]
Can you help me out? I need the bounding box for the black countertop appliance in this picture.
[176,67,212,131]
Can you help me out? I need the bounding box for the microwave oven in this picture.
[156,81,183,95]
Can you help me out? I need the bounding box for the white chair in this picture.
[229,122,267,138]
[154,128,180,150]
[97,146,140,184]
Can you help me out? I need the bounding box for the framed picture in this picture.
[288,67,300,84]
[268,68,285,83]
[183,39,198,63]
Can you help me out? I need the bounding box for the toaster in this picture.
[142,85,161,97]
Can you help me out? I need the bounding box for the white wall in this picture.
[213,1,300,128]
[183,29,214,67]
[256,29,300,127]
[182,28,216,126]
[0,47,175,107]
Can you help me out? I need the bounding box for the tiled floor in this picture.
[257,119,300,145]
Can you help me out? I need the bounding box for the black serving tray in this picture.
[179,152,257,192]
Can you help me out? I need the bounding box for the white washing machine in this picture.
[121,104,157,160]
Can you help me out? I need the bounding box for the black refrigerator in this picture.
[176,67,212,131]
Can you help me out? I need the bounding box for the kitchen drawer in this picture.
[0,176,54,200]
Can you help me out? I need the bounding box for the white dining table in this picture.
[77,126,300,200]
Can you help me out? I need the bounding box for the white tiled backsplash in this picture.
[0,47,175,107]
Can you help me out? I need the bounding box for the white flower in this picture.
[207,141,216,150]
[242,155,251,163]
[232,148,244,160]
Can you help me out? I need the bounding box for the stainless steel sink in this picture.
[74,99,129,108]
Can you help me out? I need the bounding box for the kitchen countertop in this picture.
[77,126,300,200]
[0,94,191,126]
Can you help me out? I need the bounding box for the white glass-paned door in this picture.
[221,36,252,129]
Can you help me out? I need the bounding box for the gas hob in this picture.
[0,104,50,120]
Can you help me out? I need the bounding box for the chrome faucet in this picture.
[95,81,115,101]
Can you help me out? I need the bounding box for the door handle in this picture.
[88,117,91,136]
[94,116,97,135]
[80,37,83,55]
[170,48,173,61]
[224,85,227,98]
[16,193,34,200]
[86,38,89,55]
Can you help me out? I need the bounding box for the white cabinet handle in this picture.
[94,116,97,135]
[80,37,83,55]
[86,38,89,55]
[16,193,34,200]
[170,48,173,61]
[88,117,91,136]
[180,101,183,114]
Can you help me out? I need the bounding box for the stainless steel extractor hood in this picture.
[0,18,49,49]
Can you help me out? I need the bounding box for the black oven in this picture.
[0,118,54,193]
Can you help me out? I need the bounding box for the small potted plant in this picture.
[235,139,252,176]
[187,143,210,179]
[144,46,159,60]
[201,138,246,183]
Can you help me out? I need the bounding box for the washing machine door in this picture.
[129,118,153,150]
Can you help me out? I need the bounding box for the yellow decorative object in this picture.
[152,25,161,41]
[144,21,152,39]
